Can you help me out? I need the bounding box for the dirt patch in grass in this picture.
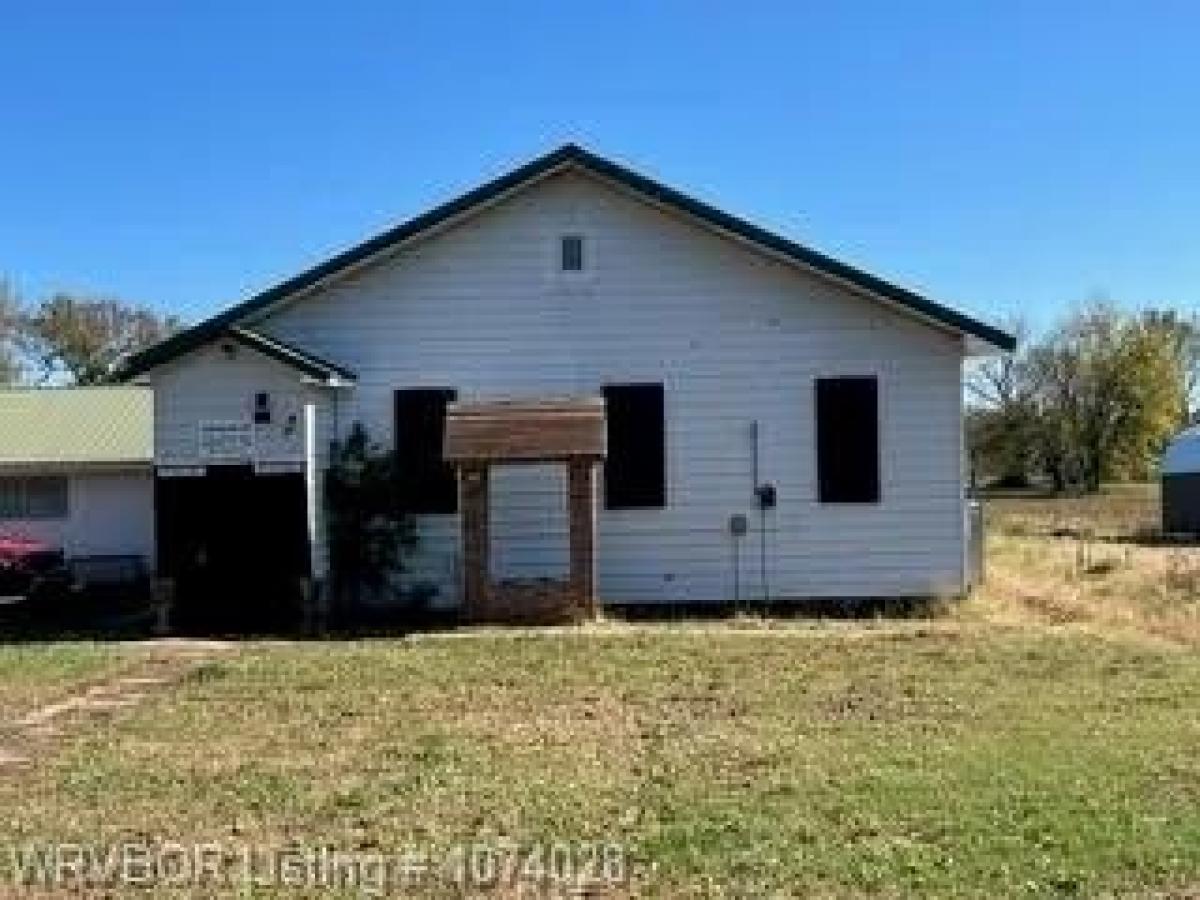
[0,640,235,775]
[0,643,134,722]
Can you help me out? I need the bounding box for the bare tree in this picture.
[965,320,1038,487]
[23,294,179,385]
[0,281,26,385]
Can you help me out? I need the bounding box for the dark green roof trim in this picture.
[229,327,357,384]
[119,144,1013,380]
[571,148,1016,352]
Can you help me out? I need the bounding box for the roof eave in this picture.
[0,460,153,474]
[563,146,1016,353]
[965,331,1017,356]
[229,327,358,385]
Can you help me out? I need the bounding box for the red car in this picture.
[0,534,67,603]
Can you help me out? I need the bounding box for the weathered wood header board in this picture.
[444,397,606,464]
[443,396,606,624]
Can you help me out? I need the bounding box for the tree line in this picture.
[0,282,178,386]
[968,304,1198,493]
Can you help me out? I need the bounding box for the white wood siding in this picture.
[149,344,322,468]
[146,343,333,576]
[240,169,968,604]
[2,471,154,562]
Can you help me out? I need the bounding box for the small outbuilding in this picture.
[1160,426,1200,534]
[0,387,155,562]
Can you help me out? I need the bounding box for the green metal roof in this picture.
[0,387,152,468]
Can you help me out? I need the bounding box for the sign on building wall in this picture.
[157,465,207,478]
[198,421,254,461]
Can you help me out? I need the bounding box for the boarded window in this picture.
[816,377,880,503]
[603,383,666,509]
[0,476,69,520]
[395,388,458,514]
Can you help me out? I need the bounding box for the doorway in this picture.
[156,466,310,632]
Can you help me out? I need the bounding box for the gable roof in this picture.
[0,387,152,470]
[228,327,357,385]
[119,144,1014,380]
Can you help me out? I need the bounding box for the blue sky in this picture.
[1,1,1197,333]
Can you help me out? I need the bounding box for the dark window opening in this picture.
[603,383,666,509]
[395,388,458,514]
[816,376,880,504]
[253,392,271,425]
[560,235,585,272]
[0,476,68,520]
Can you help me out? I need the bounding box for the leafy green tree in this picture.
[1141,308,1200,425]
[968,304,1190,492]
[1046,305,1184,488]
[1105,310,1191,480]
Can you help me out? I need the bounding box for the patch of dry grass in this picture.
[984,481,1161,540]
[967,483,1200,645]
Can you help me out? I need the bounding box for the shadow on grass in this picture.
[610,595,956,622]
[0,594,960,643]
[1001,522,1199,548]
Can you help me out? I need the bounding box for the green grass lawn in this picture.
[3,626,1199,896]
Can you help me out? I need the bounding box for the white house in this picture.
[0,387,154,562]
[120,144,1013,616]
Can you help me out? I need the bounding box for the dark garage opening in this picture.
[156,466,310,633]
